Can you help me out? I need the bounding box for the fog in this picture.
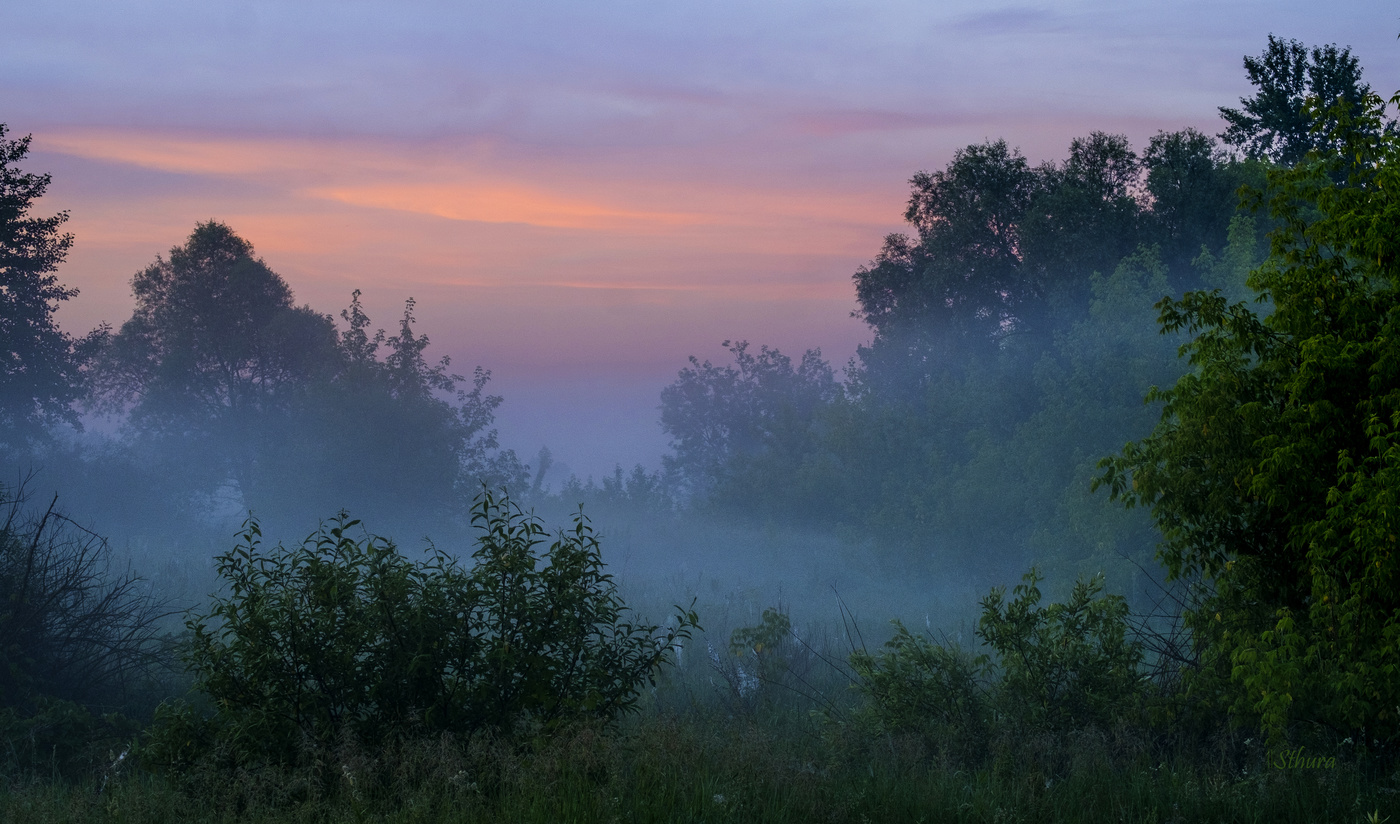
[5,123,1257,650]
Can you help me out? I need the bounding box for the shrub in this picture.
[181,488,699,764]
[0,479,172,712]
[977,568,1145,731]
[849,622,989,755]
[850,568,1146,763]
[718,606,826,715]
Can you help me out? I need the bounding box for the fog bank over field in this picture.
[6,30,1400,799]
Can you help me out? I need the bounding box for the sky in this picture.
[4,1,1398,480]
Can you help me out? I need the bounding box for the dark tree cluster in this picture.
[0,126,93,451]
[0,127,525,540]
[86,221,526,533]
[659,35,1381,585]
[853,126,1259,381]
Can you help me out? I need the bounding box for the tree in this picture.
[96,221,340,510]
[1020,131,1144,320]
[1140,128,1265,290]
[97,226,525,529]
[854,140,1045,365]
[0,125,87,449]
[660,340,838,504]
[1098,90,1400,746]
[1219,35,1388,167]
[266,291,525,530]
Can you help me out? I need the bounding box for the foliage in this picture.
[851,568,1144,763]
[1098,89,1400,746]
[662,118,1258,567]
[711,605,825,716]
[93,221,342,508]
[554,463,678,514]
[1219,35,1390,167]
[977,569,1145,731]
[1020,131,1143,319]
[848,622,990,753]
[660,339,838,504]
[265,291,525,529]
[0,697,139,781]
[853,140,1044,368]
[0,125,91,449]
[1141,128,1267,286]
[95,229,523,529]
[0,479,172,711]
[180,488,698,763]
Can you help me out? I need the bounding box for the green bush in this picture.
[851,568,1146,761]
[849,622,989,755]
[978,568,1145,731]
[178,488,699,764]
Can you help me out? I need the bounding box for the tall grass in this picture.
[3,707,1394,823]
[4,613,1397,824]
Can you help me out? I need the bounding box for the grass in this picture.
[4,514,1395,824]
[3,693,1396,824]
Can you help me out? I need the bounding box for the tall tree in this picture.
[852,140,1045,388]
[0,125,87,449]
[267,292,523,529]
[858,141,1043,341]
[1219,35,1387,167]
[1140,128,1265,289]
[660,340,837,503]
[1099,89,1400,746]
[1020,131,1143,321]
[96,221,341,507]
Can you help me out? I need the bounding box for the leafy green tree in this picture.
[660,340,838,504]
[95,221,341,507]
[1219,35,1388,167]
[853,140,1045,375]
[0,125,89,449]
[1099,90,1400,746]
[177,489,698,763]
[1141,128,1266,289]
[1020,131,1143,321]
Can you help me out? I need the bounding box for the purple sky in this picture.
[5,2,1397,479]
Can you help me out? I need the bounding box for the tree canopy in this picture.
[853,140,1043,365]
[95,223,523,531]
[1099,89,1400,745]
[0,125,87,449]
[1219,35,1388,167]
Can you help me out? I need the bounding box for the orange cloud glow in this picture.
[312,183,703,231]
[38,125,891,388]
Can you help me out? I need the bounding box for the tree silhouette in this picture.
[0,125,88,449]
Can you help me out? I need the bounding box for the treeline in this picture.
[660,132,1263,583]
[1,187,526,539]
[663,35,1400,748]
[657,36,1383,584]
